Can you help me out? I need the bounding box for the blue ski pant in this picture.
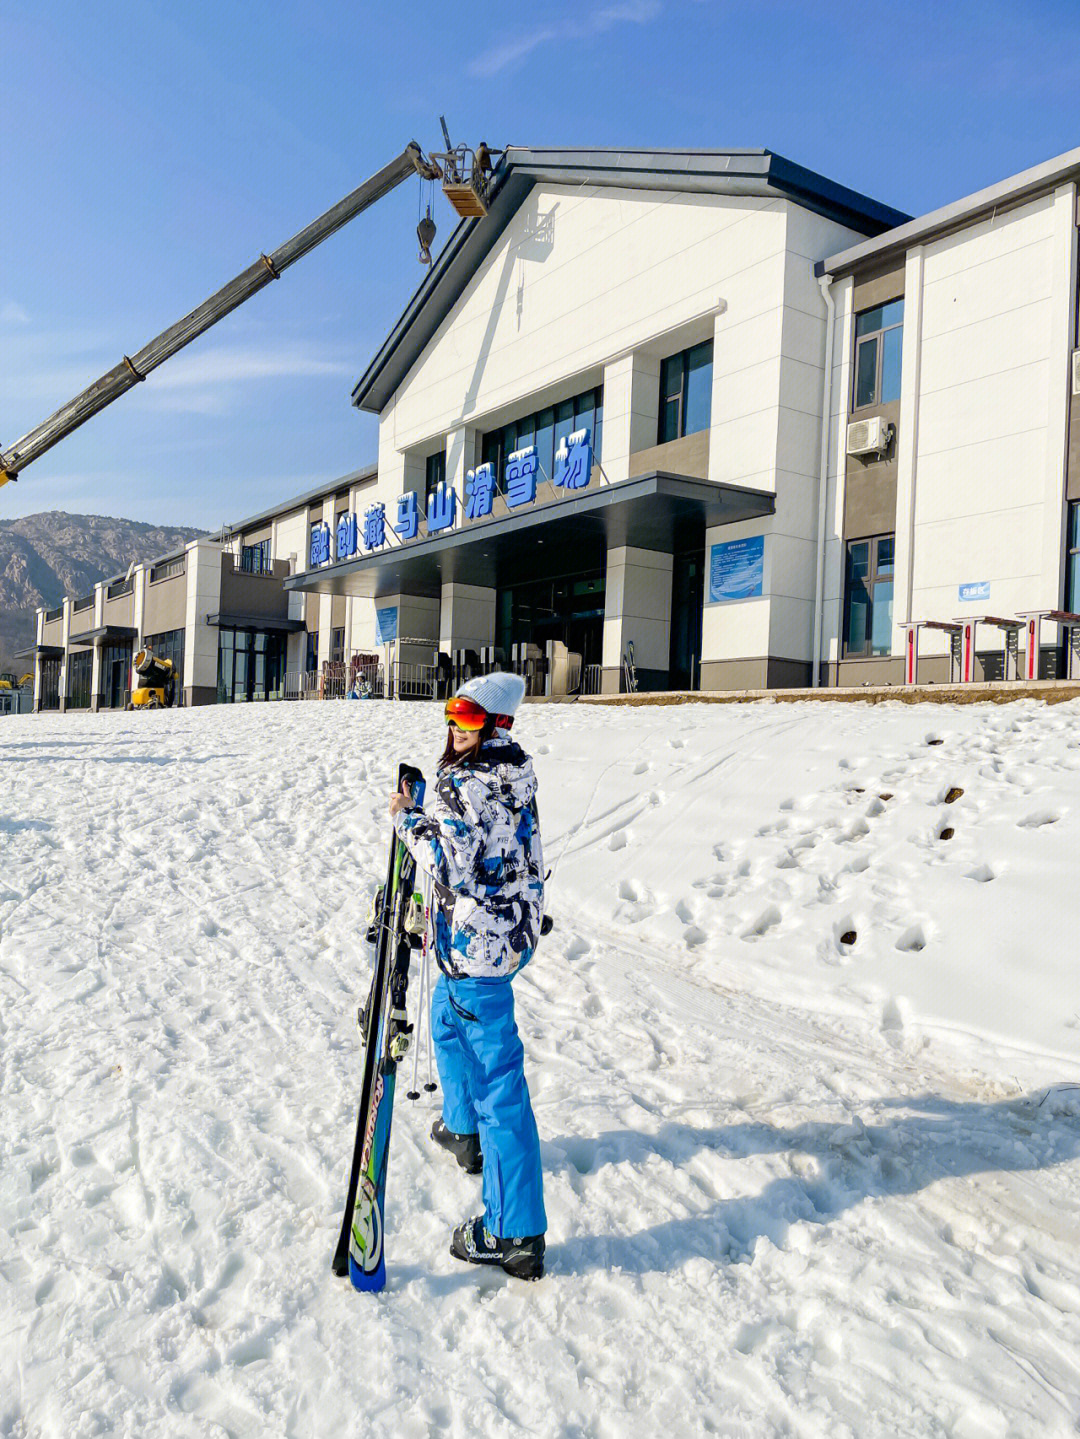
[431,972,547,1239]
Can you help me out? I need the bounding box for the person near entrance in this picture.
[387,671,547,1280]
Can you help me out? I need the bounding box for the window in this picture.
[149,556,186,583]
[853,299,904,409]
[67,651,93,709]
[425,450,446,513]
[305,630,318,674]
[331,628,345,664]
[40,659,61,711]
[481,385,603,495]
[142,629,185,688]
[217,628,285,703]
[658,340,713,445]
[240,539,272,574]
[1067,502,1080,614]
[843,535,895,657]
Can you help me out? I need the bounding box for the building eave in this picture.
[351,148,910,417]
[817,145,1080,281]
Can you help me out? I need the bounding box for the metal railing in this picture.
[391,661,437,699]
[106,577,133,599]
[580,663,603,695]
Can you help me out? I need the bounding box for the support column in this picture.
[446,427,479,515]
[600,353,662,486]
[602,546,673,692]
[32,608,43,712]
[440,583,496,655]
[58,599,71,713]
[183,539,223,706]
[90,582,106,711]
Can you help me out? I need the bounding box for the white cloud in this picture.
[1,301,32,326]
[469,0,662,76]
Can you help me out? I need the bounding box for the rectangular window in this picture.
[67,651,93,709]
[843,534,895,658]
[425,450,446,513]
[1067,502,1080,614]
[142,629,186,695]
[658,340,713,444]
[853,299,904,409]
[331,628,345,664]
[240,539,272,574]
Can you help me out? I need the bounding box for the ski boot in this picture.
[430,1118,483,1174]
[450,1216,545,1280]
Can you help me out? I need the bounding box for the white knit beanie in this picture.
[455,671,526,718]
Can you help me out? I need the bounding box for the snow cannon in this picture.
[127,647,177,710]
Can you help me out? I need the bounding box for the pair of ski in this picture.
[332,763,425,1292]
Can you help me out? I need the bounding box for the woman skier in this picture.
[388,671,547,1280]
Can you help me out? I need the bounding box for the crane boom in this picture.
[1,141,438,486]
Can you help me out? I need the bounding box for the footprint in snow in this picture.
[1017,809,1062,828]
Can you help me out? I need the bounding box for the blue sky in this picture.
[2,0,1077,529]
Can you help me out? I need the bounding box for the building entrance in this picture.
[496,570,605,672]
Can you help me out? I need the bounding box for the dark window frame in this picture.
[843,533,896,659]
[657,340,713,445]
[240,538,272,574]
[852,299,904,411]
[1066,501,1080,614]
[425,450,447,514]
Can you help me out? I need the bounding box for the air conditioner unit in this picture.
[1072,349,1080,397]
[846,416,892,456]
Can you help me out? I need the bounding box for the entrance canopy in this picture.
[67,624,137,649]
[286,472,774,600]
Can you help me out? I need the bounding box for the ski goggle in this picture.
[444,697,514,731]
[444,697,490,731]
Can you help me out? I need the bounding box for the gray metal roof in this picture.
[351,148,910,416]
[219,463,379,539]
[818,145,1080,279]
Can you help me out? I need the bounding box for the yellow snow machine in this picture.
[127,648,177,710]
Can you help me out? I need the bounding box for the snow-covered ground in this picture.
[2,698,1079,1438]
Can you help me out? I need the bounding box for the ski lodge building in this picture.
[27,143,1080,709]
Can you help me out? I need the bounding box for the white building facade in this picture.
[292,150,908,692]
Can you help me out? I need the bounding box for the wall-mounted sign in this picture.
[428,482,457,534]
[506,446,539,507]
[375,606,398,645]
[466,462,497,519]
[554,429,592,491]
[958,581,990,602]
[363,503,386,551]
[709,536,764,602]
[395,491,419,540]
[336,512,359,561]
[309,523,332,568]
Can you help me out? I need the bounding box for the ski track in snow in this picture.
[1,700,1079,1438]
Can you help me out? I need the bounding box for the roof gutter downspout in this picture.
[812,273,837,687]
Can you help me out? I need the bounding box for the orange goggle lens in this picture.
[444,697,489,731]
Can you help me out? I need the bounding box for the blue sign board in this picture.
[375,606,398,645]
[309,522,331,568]
[395,491,419,541]
[553,429,592,491]
[363,503,386,551]
[709,536,764,602]
[428,482,457,534]
[505,446,539,508]
[466,463,496,519]
[336,512,358,561]
[958,581,990,602]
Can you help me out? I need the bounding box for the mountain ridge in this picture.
[0,510,208,669]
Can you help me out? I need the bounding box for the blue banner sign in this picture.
[958,581,990,602]
[375,606,398,645]
[553,429,592,491]
[363,503,386,551]
[709,536,764,602]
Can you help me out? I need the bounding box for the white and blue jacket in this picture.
[391,734,545,979]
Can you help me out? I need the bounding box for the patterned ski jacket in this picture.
[391,734,545,979]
